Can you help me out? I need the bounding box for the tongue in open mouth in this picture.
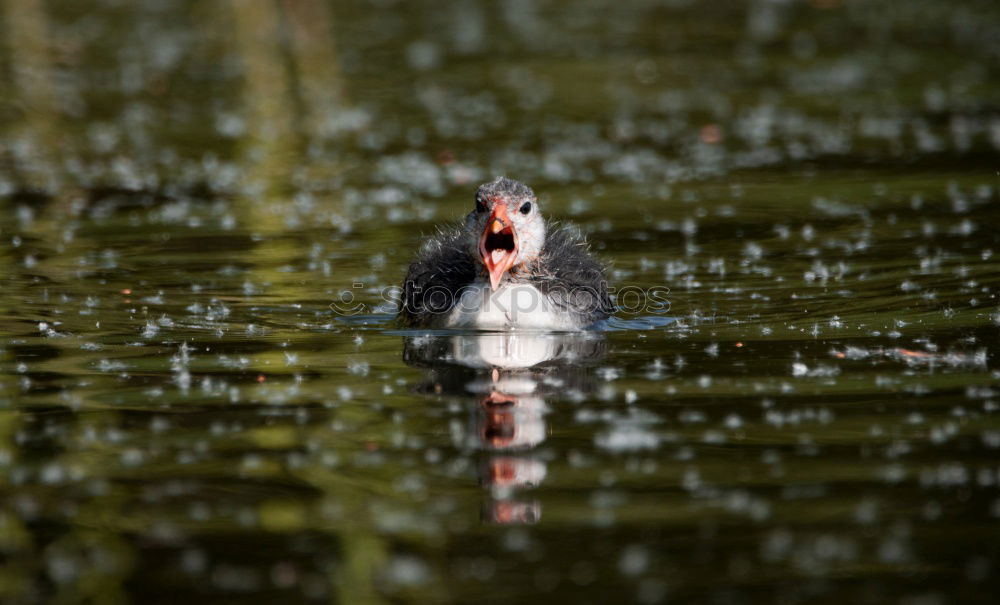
[480,211,519,290]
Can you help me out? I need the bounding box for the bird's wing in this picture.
[529,224,615,324]
[398,226,478,327]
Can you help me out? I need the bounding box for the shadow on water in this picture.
[404,331,606,524]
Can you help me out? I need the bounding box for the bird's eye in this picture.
[520,202,532,215]
[476,200,487,213]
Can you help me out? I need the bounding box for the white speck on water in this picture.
[597,367,622,382]
[618,545,650,577]
[97,359,127,372]
[384,555,432,587]
[595,425,660,452]
[141,321,159,338]
[347,361,369,376]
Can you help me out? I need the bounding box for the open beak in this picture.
[479,205,519,291]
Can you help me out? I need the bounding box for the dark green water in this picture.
[2,1,1000,603]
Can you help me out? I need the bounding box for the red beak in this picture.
[479,205,519,291]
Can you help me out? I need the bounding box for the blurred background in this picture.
[2,1,1000,604]
[4,0,998,202]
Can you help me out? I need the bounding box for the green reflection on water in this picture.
[2,0,1000,603]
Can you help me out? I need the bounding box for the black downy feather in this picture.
[398,224,477,327]
[523,223,615,327]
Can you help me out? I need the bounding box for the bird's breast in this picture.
[444,281,581,330]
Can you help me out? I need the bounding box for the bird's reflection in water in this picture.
[403,331,606,524]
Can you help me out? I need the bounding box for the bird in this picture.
[398,177,614,330]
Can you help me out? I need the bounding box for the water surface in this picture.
[1,1,999,603]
